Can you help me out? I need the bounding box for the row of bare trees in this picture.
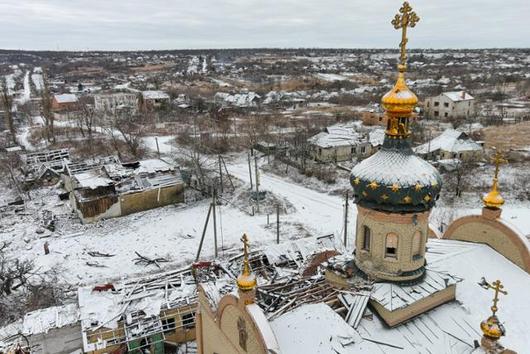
[1,77,16,145]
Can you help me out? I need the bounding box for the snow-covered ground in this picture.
[0,154,349,287]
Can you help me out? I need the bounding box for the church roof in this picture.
[269,239,530,353]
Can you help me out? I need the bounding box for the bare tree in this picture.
[40,71,55,144]
[105,109,145,158]
[75,96,96,143]
[1,77,17,145]
[0,243,66,326]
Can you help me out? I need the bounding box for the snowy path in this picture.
[20,71,31,104]
[227,161,353,238]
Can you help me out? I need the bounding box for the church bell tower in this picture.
[351,2,442,283]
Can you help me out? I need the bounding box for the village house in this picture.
[64,158,185,223]
[93,92,138,113]
[424,91,475,119]
[214,91,261,108]
[414,128,483,161]
[308,123,373,163]
[361,104,386,126]
[51,94,79,112]
[140,90,170,111]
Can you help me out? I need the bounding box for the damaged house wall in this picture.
[65,158,185,224]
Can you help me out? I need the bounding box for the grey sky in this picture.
[0,0,528,50]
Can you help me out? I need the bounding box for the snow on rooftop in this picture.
[271,239,530,353]
[214,91,261,107]
[141,90,169,100]
[371,269,459,311]
[247,303,281,353]
[308,123,365,148]
[368,129,385,147]
[54,93,78,104]
[271,303,362,354]
[415,128,482,155]
[426,239,530,353]
[74,170,113,189]
[78,287,122,331]
[136,159,174,174]
[22,303,79,335]
[443,91,474,102]
[262,235,337,265]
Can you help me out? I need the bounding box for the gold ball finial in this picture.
[237,233,257,292]
[480,315,505,340]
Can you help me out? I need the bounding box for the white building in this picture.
[414,128,483,161]
[424,91,475,119]
[94,92,138,113]
[308,123,372,163]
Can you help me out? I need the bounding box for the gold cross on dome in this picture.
[391,2,420,67]
[491,149,507,181]
[479,278,508,316]
[241,233,250,261]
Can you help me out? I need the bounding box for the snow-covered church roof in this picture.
[270,239,530,353]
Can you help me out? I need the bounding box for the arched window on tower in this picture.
[412,231,422,259]
[362,225,371,251]
[385,233,398,258]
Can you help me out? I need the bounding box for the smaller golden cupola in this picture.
[478,278,508,344]
[381,64,418,117]
[237,234,257,292]
[483,150,507,209]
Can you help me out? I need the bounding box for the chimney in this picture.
[461,91,466,99]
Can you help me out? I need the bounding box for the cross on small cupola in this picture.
[478,277,508,342]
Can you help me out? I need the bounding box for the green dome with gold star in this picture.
[351,139,442,213]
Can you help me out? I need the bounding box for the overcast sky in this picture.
[0,0,528,51]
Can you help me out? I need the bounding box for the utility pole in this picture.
[255,156,260,213]
[212,189,218,258]
[343,192,349,247]
[247,151,253,190]
[195,204,213,262]
[218,155,223,194]
[276,204,280,244]
[155,137,160,158]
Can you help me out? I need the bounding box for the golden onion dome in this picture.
[381,64,418,116]
[480,315,505,340]
[483,179,504,209]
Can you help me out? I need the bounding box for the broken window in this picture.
[444,102,449,108]
[182,312,195,330]
[385,233,398,258]
[434,101,439,107]
[162,317,176,334]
